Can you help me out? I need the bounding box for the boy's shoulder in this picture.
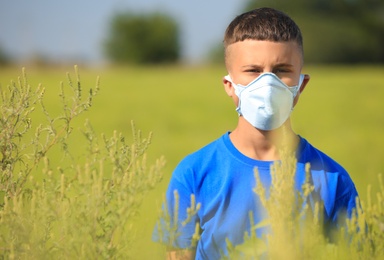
[298,136,347,174]
[177,132,229,166]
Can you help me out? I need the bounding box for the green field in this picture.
[1,64,383,258]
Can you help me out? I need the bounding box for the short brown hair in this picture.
[224,7,303,57]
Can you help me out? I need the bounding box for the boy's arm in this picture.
[166,249,196,260]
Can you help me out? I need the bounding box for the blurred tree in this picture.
[104,12,180,64]
[0,46,10,66]
[243,0,384,63]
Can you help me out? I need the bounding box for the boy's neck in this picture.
[229,117,299,161]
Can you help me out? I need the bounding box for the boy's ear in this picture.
[223,76,240,106]
[223,76,234,97]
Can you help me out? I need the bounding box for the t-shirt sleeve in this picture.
[334,173,359,219]
[153,160,199,249]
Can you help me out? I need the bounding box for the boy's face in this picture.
[224,39,308,106]
[225,39,303,86]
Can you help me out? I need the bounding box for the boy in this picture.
[155,7,358,259]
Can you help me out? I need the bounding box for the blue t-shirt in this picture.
[154,132,358,259]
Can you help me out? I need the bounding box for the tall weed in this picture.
[0,66,98,199]
[0,67,165,258]
[153,130,384,259]
[225,136,384,259]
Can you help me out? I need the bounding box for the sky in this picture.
[0,0,248,65]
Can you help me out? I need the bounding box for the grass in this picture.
[0,64,383,258]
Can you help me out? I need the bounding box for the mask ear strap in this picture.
[224,75,232,83]
[299,74,305,87]
[291,74,306,97]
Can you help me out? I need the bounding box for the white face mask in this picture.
[225,73,305,131]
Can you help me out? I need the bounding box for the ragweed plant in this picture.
[224,135,325,260]
[0,65,98,200]
[155,191,201,252]
[225,134,384,259]
[154,129,383,259]
[0,68,165,259]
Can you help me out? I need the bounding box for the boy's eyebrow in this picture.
[241,64,263,69]
[274,63,294,68]
[241,63,294,69]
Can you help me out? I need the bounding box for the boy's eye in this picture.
[274,68,289,73]
[245,69,262,73]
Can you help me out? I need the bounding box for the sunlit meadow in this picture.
[0,64,383,258]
